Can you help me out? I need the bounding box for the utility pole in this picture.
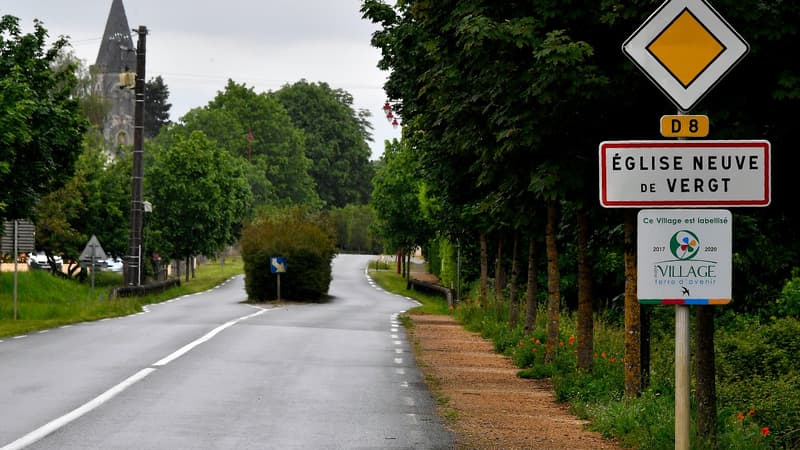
[125,25,147,286]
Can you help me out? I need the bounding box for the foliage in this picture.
[0,258,244,337]
[0,15,87,222]
[33,135,130,273]
[205,80,320,207]
[770,268,800,318]
[450,290,799,449]
[144,75,172,138]
[370,139,432,253]
[146,130,251,269]
[275,80,375,208]
[240,208,336,301]
[368,267,450,316]
[327,203,382,254]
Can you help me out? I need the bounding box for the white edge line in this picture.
[0,368,156,450]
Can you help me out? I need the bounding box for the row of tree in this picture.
[1,14,379,280]
[363,0,800,444]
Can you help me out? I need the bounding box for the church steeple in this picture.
[94,0,136,152]
[95,0,136,73]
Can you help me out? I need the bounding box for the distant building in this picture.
[94,0,136,151]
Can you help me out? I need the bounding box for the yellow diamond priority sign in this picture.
[623,0,748,112]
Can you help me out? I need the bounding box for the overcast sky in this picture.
[2,0,398,159]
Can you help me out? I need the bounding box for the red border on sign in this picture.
[599,140,770,207]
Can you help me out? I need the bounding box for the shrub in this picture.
[241,208,336,301]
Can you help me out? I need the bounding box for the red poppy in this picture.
[761,427,770,436]
[749,409,756,416]
[737,412,744,421]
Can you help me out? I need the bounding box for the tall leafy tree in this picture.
[371,139,431,270]
[275,80,375,208]
[204,80,320,208]
[0,16,87,222]
[144,75,171,139]
[146,130,251,279]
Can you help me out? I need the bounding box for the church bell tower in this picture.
[95,0,136,151]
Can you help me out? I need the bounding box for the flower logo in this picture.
[670,230,700,260]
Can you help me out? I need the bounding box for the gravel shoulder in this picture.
[407,313,623,450]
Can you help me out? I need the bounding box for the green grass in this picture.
[0,259,244,338]
[367,268,451,315]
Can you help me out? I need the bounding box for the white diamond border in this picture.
[622,0,749,112]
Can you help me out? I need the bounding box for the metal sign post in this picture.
[615,2,755,448]
[270,257,287,300]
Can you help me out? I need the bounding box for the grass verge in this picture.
[367,269,451,315]
[0,259,244,338]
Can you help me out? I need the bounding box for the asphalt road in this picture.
[0,254,453,449]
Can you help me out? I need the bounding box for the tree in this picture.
[146,130,251,280]
[144,75,171,138]
[206,80,319,208]
[371,139,431,272]
[34,134,130,275]
[275,80,375,208]
[0,16,87,222]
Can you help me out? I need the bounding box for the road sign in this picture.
[637,209,731,304]
[80,235,108,262]
[270,257,287,274]
[599,140,770,208]
[1,220,35,254]
[660,115,709,138]
[622,0,748,112]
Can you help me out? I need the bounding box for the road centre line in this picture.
[0,306,270,450]
[152,307,269,367]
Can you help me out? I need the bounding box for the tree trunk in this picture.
[624,210,641,398]
[495,236,505,314]
[576,207,594,371]
[544,202,561,364]
[396,248,402,275]
[509,232,520,329]
[479,233,488,303]
[696,306,717,447]
[185,256,190,282]
[495,236,505,300]
[524,238,538,334]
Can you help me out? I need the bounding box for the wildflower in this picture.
[559,341,565,347]
[532,347,537,353]
[761,427,770,436]
[609,357,616,363]
[737,412,744,422]
[601,351,607,359]
[449,305,454,311]
[518,341,525,347]
[535,339,541,345]
[568,335,576,345]
[749,409,756,416]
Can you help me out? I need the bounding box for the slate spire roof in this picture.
[95,0,136,73]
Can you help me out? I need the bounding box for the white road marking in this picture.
[152,308,269,367]
[0,368,156,450]
[12,335,27,340]
[394,358,403,364]
[0,307,270,450]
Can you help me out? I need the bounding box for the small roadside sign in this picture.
[270,257,287,274]
[599,140,770,208]
[660,115,709,138]
[80,235,108,262]
[622,0,748,112]
[637,209,732,305]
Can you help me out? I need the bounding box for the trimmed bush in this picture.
[241,209,336,301]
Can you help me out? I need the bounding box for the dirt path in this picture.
[407,314,622,450]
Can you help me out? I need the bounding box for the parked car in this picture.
[100,257,124,272]
[28,252,63,271]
